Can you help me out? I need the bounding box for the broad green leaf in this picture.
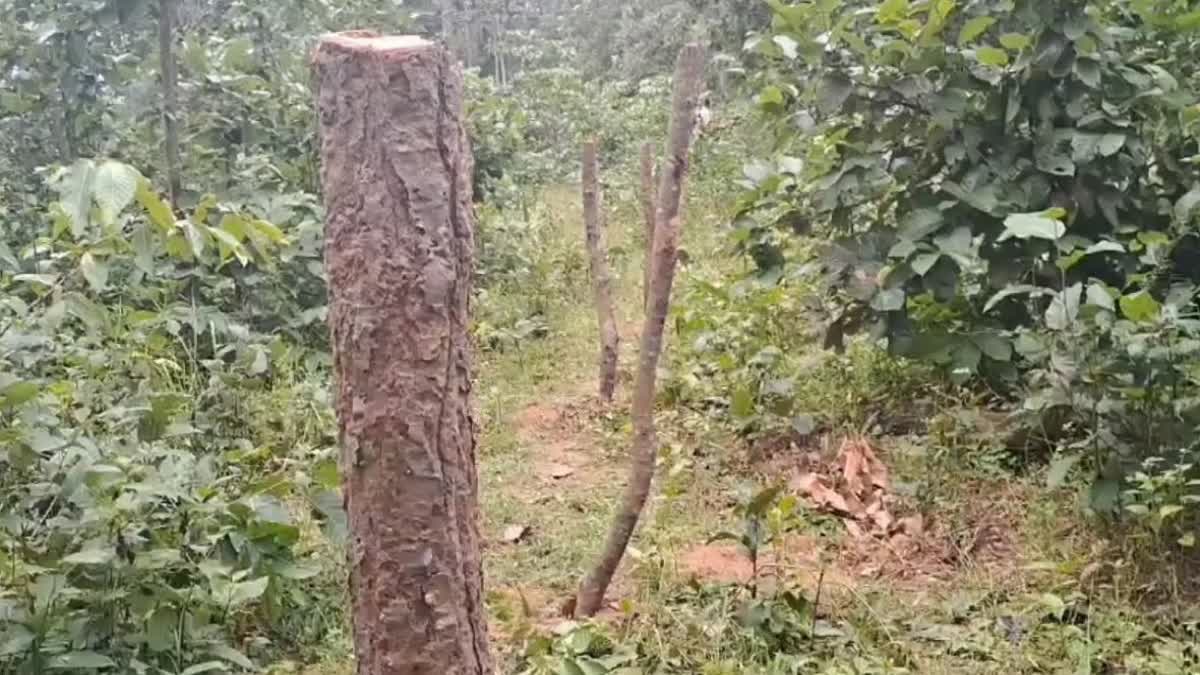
[229,576,270,606]
[132,222,155,274]
[941,180,1000,214]
[818,75,853,114]
[48,651,115,669]
[92,160,140,226]
[207,225,249,265]
[1086,283,1115,311]
[876,0,909,20]
[912,253,941,276]
[1045,283,1082,330]
[1160,504,1185,520]
[898,208,943,240]
[146,608,177,652]
[934,227,972,258]
[62,548,115,565]
[1000,213,1066,242]
[998,32,1031,50]
[574,658,608,675]
[1056,250,1085,271]
[222,36,256,71]
[957,16,995,45]
[772,35,799,60]
[54,159,97,239]
[758,85,784,110]
[180,662,226,675]
[558,658,587,675]
[1075,59,1101,88]
[1175,186,1200,223]
[1046,453,1081,488]
[731,386,755,418]
[1098,133,1126,157]
[1084,241,1124,255]
[0,381,39,409]
[950,341,982,384]
[889,240,918,258]
[79,253,108,292]
[184,222,207,258]
[137,181,175,233]
[314,459,341,489]
[976,46,1009,67]
[1089,478,1121,514]
[1036,150,1076,176]
[972,333,1012,362]
[67,293,110,333]
[208,644,256,670]
[250,219,288,245]
[14,273,59,288]
[193,193,218,224]
[275,561,321,580]
[1119,291,1160,323]
[1071,132,1103,162]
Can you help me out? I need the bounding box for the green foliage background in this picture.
[3,0,1200,672]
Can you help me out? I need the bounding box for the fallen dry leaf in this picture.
[843,444,865,496]
[791,472,852,514]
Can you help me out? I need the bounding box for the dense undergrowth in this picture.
[4,0,1200,673]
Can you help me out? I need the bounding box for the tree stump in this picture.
[576,42,707,617]
[582,138,619,403]
[313,32,491,675]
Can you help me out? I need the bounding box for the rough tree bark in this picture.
[313,33,492,675]
[575,43,706,617]
[158,0,182,207]
[638,141,658,310]
[582,139,620,403]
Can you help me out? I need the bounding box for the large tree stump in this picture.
[313,32,491,675]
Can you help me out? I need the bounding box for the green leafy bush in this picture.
[730,0,1200,521]
[0,160,342,672]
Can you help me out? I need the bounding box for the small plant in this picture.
[1123,449,1200,548]
[709,484,793,598]
[516,623,638,675]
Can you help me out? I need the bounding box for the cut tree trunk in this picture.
[639,141,657,310]
[582,139,620,403]
[158,0,182,207]
[575,43,706,617]
[313,32,492,675]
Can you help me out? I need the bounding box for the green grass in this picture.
[286,181,1200,674]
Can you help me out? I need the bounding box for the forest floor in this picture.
[305,185,1199,674]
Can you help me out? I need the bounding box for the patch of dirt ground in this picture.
[679,435,1027,600]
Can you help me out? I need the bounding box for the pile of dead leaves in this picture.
[789,437,922,542]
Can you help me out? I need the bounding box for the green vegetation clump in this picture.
[3,1,1200,674]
